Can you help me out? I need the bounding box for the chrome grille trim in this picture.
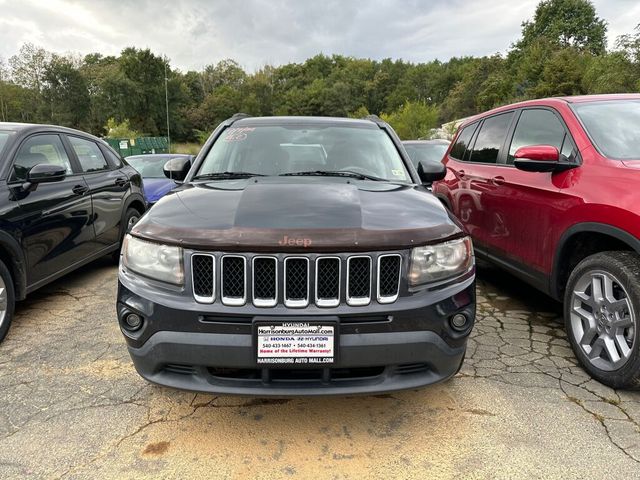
[191,253,215,304]
[221,255,247,306]
[252,256,277,308]
[284,257,309,308]
[377,254,402,304]
[315,256,341,308]
[346,256,372,306]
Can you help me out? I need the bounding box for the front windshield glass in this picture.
[404,143,448,168]
[127,155,174,178]
[197,124,411,182]
[572,100,640,160]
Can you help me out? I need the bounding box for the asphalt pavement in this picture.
[0,259,638,479]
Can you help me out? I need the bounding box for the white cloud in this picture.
[0,0,636,71]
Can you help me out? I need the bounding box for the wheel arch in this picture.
[119,194,146,240]
[0,231,27,301]
[551,223,640,301]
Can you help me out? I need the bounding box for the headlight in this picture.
[122,234,184,285]
[409,237,473,286]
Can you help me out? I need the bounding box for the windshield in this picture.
[127,155,176,178]
[572,100,640,160]
[196,124,411,182]
[0,131,11,156]
[404,143,448,168]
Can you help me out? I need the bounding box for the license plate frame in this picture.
[253,318,339,367]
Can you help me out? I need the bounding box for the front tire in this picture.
[112,208,141,263]
[564,251,640,390]
[0,259,16,344]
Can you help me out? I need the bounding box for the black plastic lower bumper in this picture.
[118,268,475,396]
[127,329,466,396]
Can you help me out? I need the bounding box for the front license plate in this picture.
[255,322,336,366]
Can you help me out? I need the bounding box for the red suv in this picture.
[434,94,640,389]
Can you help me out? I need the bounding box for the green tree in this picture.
[105,118,141,138]
[42,55,91,128]
[381,101,439,140]
[515,0,607,55]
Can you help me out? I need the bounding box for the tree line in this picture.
[0,0,638,142]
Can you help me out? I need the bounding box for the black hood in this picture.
[132,177,463,252]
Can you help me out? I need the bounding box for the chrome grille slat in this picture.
[252,256,277,307]
[377,254,401,304]
[315,257,340,307]
[191,254,215,303]
[221,255,246,306]
[347,256,372,306]
[284,257,309,308]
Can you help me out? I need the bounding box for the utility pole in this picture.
[164,58,171,153]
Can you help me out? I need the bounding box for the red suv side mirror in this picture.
[514,145,576,173]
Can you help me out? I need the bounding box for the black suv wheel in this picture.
[565,251,640,390]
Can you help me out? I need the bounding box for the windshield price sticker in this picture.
[223,127,255,142]
[257,323,334,365]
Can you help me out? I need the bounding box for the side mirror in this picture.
[417,160,446,185]
[163,157,191,182]
[513,145,575,173]
[25,163,66,186]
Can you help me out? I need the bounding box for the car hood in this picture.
[132,177,463,252]
[143,178,176,203]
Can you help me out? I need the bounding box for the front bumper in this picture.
[117,267,475,396]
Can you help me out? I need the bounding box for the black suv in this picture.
[117,115,475,395]
[0,123,146,342]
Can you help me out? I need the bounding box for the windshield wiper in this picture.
[280,170,387,181]
[192,171,266,180]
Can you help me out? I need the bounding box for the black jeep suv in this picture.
[0,123,145,342]
[117,115,475,395]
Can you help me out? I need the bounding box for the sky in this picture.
[0,0,638,72]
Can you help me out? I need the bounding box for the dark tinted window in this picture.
[404,143,448,168]
[69,136,110,172]
[469,113,513,164]
[508,109,567,164]
[11,134,73,181]
[102,146,124,168]
[449,124,477,160]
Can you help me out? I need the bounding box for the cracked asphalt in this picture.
[0,259,638,479]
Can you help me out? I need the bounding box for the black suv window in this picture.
[101,146,124,168]
[508,109,571,163]
[69,136,110,173]
[449,123,477,160]
[468,112,513,164]
[11,134,73,181]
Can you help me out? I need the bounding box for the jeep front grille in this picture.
[191,252,402,308]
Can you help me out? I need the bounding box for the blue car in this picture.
[126,154,194,205]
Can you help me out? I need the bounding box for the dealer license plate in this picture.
[256,322,336,366]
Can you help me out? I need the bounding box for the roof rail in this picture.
[363,114,385,126]
[230,112,251,123]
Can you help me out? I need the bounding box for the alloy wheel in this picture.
[0,276,6,329]
[127,215,139,232]
[570,270,636,372]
